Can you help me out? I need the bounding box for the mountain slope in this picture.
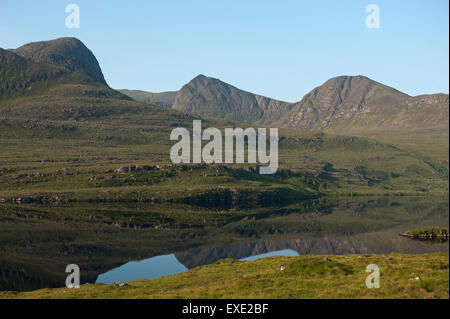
[0,37,127,101]
[118,89,177,108]
[285,76,408,129]
[171,74,293,123]
[168,74,448,132]
[285,76,449,132]
[0,47,64,100]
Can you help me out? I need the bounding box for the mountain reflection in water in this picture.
[0,197,448,291]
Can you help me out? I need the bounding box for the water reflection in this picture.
[96,228,449,284]
[0,197,448,291]
[96,254,188,284]
[96,249,300,284]
[174,231,449,269]
[239,249,299,261]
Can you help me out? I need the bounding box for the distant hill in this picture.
[118,89,177,108]
[171,74,293,124]
[0,37,128,101]
[284,76,449,132]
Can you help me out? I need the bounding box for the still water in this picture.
[96,249,299,284]
[0,197,448,291]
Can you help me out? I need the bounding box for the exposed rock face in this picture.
[407,93,449,107]
[285,75,409,129]
[171,74,293,124]
[399,93,450,128]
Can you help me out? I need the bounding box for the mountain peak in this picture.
[172,75,291,123]
[13,37,106,85]
[0,38,127,101]
[14,37,86,60]
[320,75,379,90]
[187,74,228,89]
[286,75,413,129]
[192,74,207,81]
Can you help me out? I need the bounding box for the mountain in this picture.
[285,76,408,129]
[0,37,127,101]
[0,37,206,132]
[171,74,293,124]
[12,37,107,84]
[118,89,177,108]
[1,37,447,133]
[0,38,448,215]
[167,74,448,132]
[284,76,449,132]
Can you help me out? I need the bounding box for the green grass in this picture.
[2,253,448,299]
[0,124,447,203]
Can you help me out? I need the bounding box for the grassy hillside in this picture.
[2,253,448,299]
[0,102,448,203]
[1,88,448,203]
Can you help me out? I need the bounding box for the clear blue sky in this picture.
[1,0,448,102]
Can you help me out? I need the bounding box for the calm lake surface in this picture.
[96,249,299,284]
[0,196,448,291]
